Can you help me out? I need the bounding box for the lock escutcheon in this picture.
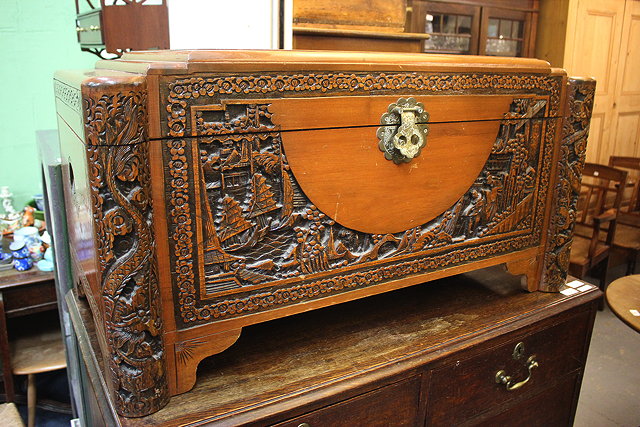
[377,97,429,164]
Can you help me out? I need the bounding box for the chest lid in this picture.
[95,49,558,137]
[92,50,563,234]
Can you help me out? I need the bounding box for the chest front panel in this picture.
[158,71,562,327]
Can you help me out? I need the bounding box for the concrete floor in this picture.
[574,267,640,427]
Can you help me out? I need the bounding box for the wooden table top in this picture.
[0,237,54,290]
[68,267,601,426]
[0,267,54,290]
[606,275,640,332]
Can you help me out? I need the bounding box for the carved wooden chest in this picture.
[53,50,594,417]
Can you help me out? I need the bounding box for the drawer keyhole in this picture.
[513,342,525,360]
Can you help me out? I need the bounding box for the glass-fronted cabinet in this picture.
[409,0,538,57]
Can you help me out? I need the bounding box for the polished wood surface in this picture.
[292,28,430,53]
[605,274,640,332]
[11,326,66,376]
[68,268,600,426]
[266,94,523,130]
[0,269,56,317]
[103,49,553,77]
[282,120,500,233]
[11,325,66,427]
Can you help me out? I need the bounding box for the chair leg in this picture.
[27,374,35,427]
[595,260,608,311]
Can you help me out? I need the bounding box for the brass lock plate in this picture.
[377,97,430,164]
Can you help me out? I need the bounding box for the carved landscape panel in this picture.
[162,72,562,327]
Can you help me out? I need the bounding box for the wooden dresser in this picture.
[53,50,595,417]
[68,268,600,426]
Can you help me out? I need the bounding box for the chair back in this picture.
[577,163,628,243]
[609,156,640,214]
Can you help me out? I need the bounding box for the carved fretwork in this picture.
[83,84,169,417]
[541,79,595,291]
[165,93,557,326]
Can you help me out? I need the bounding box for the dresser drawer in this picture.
[426,308,591,426]
[469,374,579,427]
[275,376,422,427]
[76,9,103,47]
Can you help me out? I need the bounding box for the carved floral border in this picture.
[165,72,562,137]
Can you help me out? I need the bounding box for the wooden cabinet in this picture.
[75,0,170,56]
[292,0,430,52]
[408,0,539,57]
[67,268,600,426]
[536,0,640,165]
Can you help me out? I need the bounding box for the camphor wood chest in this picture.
[53,50,595,417]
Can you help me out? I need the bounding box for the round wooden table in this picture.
[605,275,640,332]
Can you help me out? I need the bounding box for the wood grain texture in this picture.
[470,374,579,427]
[606,274,640,332]
[273,377,422,427]
[100,50,552,76]
[163,92,556,330]
[267,94,517,130]
[293,0,407,32]
[10,325,66,376]
[426,306,590,425]
[66,269,600,426]
[282,121,500,233]
[292,28,429,53]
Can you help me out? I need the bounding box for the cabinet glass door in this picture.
[424,13,473,53]
[481,8,531,57]
[412,2,480,54]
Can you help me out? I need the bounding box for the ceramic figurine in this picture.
[13,256,33,271]
[0,186,22,235]
[9,241,30,259]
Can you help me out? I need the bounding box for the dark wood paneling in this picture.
[274,377,422,427]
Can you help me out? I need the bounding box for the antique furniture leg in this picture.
[0,293,15,402]
[26,374,34,427]
[172,329,242,395]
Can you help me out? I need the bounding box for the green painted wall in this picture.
[0,0,95,209]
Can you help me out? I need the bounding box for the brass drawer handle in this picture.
[76,25,100,32]
[377,97,430,164]
[495,355,539,391]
